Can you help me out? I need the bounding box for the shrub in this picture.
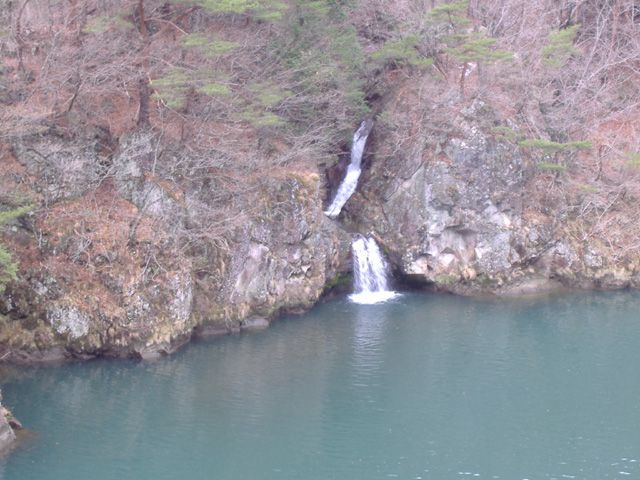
[536,162,567,172]
[371,35,433,69]
[519,138,592,152]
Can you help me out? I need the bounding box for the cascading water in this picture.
[349,236,398,304]
[325,120,396,303]
[324,119,374,218]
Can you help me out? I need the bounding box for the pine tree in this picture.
[519,138,592,173]
[542,25,580,67]
[191,0,287,20]
[428,1,511,96]
[371,35,433,69]
[0,205,32,294]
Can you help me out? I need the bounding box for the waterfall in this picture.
[324,119,373,218]
[349,236,398,304]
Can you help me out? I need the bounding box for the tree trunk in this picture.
[137,76,150,127]
[136,0,150,127]
[14,0,32,76]
[137,0,148,38]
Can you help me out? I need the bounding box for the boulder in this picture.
[0,391,17,454]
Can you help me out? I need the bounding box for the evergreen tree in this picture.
[519,138,592,173]
[542,25,580,67]
[427,0,511,96]
[0,205,32,294]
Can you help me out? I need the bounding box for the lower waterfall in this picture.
[349,236,398,304]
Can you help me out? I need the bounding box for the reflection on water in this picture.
[351,302,391,376]
[2,291,640,480]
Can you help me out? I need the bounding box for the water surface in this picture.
[2,291,640,479]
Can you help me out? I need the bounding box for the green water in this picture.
[2,291,640,479]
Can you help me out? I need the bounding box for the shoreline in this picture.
[1,281,637,366]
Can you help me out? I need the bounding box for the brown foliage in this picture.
[1,0,639,262]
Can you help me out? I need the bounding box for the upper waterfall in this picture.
[349,236,398,304]
[324,119,374,219]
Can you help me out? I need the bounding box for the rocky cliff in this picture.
[3,91,640,361]
[3,90,640,361]
[0,390,19,454]
[343,81,640,295]
[1,0,640,363]
[0,132,350,361]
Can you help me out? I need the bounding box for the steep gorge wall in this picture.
[2,0,640,363]
[3,85,640,361]
[3,83,640,361]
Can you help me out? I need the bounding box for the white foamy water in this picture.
[349,236,398,304]
[325,120,372,218]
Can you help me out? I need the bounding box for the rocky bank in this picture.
[0,390,20,454]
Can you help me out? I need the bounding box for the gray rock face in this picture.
[191,174,350,331]
[0,391,16,454]
[346,98,639,294]
[1,133,349,361]
[347,100,539,290]
[46,305,91,339]
[0,414,15,453]
[13,136,103,204]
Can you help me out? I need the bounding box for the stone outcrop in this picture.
[345,99,532,291]
[189,173,350,337]
[344,93,640,294]
[0,133,350,362]
[0,391,18,454]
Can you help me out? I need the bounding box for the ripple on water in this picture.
[3,291,640,480]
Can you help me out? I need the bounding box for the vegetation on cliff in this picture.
[0,205,32,294]
[0,0,639,357]
[1,1,636,246]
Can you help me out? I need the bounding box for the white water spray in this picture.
[325,120,373,218]
[349,236,398,304]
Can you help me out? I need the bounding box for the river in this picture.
[2,291,640,479]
